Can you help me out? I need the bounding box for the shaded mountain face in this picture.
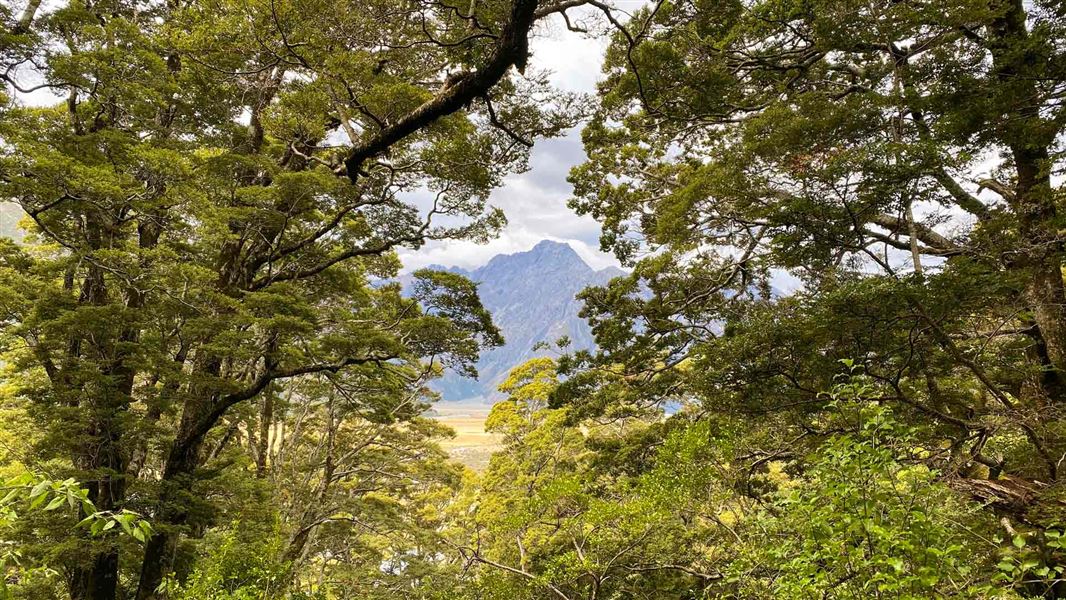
[414,240,623,402]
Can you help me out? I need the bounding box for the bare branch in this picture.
[483,94,533,147]
[977,178,1016,203]
[867,213,959,252]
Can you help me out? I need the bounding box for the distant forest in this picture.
[0,1,1065,599]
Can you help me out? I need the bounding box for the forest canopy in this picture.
[0,0,1064,599]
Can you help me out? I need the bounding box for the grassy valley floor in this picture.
[432,402,503,471]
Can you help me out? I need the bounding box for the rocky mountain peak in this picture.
[418,241,623,402]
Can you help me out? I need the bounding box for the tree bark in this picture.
[990,0,1066,402]
[134,402,212,600]
[256,392,273,477]
[342,0,539,180]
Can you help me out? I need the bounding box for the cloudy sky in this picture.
[398,7,626,272]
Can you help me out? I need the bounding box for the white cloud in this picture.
[770,269,804,295]
[530,11,611,93]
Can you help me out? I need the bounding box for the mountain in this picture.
[414,240,624,402]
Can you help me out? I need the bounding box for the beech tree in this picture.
[567,0,1066,494]
[556,0,1066,595]
[0,0,589,598]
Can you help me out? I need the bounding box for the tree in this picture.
[565,0,1066,530]
[0,0,591,597]
[546,0,1066,596]
[261,371,462,599]
[451,358,715,600]
[712,374,1009,599]
[453,359,1018,599]
[6,0,1064,597]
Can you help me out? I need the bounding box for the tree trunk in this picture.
[66,247,132,600]
[69,551,120,600]
[1016,144,1066,399]
[134,423,206,600]
[256,392,273,477]
[991,0,1066,402]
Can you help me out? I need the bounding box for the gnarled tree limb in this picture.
[341,0,540,181]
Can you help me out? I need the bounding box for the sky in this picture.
[397,7,624,273]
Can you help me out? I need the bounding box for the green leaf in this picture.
[43,495,66,511]
[28,491,48,510]
[28,480,49,500]
[1019,559,1040,572]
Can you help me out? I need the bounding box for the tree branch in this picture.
[977,178,1016,203]
[459,547,575,600]
[341,0,540,181]
[186,353,400,448]
[247,234,422,290]
[867,213,959,253]
[483,94,533,147]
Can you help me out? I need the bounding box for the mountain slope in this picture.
[418,240,623,402]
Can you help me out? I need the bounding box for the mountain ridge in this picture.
[412,240,623,403]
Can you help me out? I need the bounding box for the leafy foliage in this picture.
[2,0,1066,598]
[0,473,151,599]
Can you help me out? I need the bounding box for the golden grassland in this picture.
[432,403,503,471]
